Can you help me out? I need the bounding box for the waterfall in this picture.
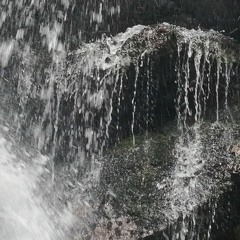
[0,1,240,239]
[0,125,70,240]
[163,27,239,239]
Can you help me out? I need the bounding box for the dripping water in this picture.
[0,1,240,239]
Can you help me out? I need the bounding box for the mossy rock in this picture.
[100,123,178,230]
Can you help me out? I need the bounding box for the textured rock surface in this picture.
[1,1,240,240]
[99,118,240,239]
[1,23,240,164]
[1,0,240,49]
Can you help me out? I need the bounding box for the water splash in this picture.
[167,26,240,239]
[0,4,240,237]
[0,127,65,240]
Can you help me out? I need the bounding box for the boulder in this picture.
[1,23,240,166]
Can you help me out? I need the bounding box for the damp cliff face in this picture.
[1,1,240,240]
[1,23,240,166]
[1,22,240,239]
[1,0,239,49]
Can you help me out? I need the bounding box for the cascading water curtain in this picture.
[171,30,240,239]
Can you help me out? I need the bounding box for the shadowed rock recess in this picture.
[1,1,240,240]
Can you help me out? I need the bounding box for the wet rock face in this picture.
[1,23,240,166]
[98,120,240,240]
[0,24,178,163]
[1,0,239,49]
[71,0,240,42]
[99,126,177,236]
[210,173,240,240]
[1,2,240,240]
[118,0,240,41]
[178,0,240,31]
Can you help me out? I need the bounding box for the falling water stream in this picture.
[0,125,67,240]
[0,1,240,240]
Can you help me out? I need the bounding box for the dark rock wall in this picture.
[109,53,177,144]
[1,0,240,50]
[178,0,240,32]
[72,0,240,43]
[1,23,240,165]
